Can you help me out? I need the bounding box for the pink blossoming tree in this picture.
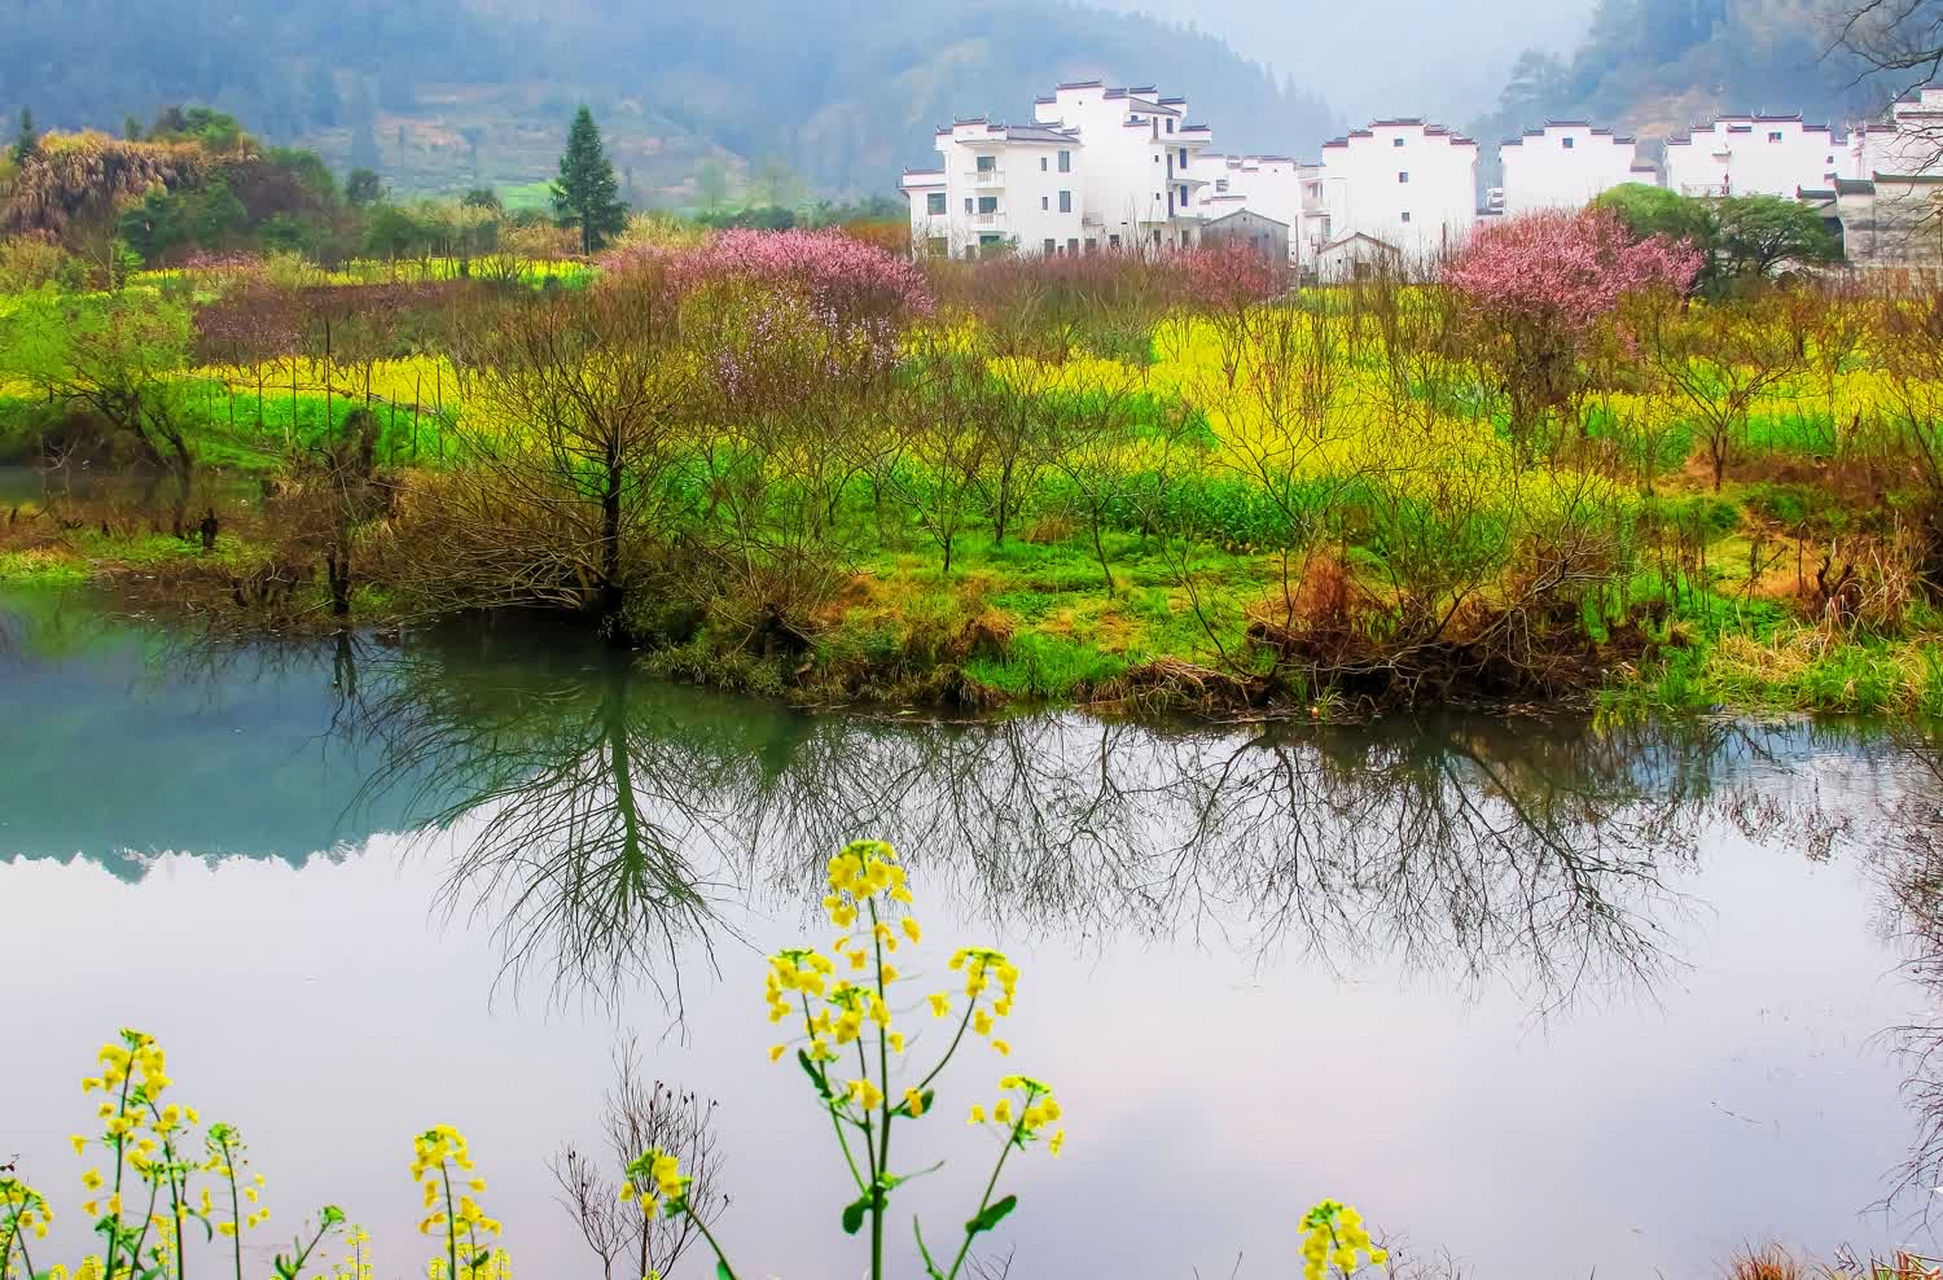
[1444,206,1702,447]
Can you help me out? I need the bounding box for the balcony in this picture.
[967,168,1006,186]
[971,211,1003,227]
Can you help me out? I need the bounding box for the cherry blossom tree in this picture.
[1445,206,1702,450]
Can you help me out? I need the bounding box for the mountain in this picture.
[1468,0,1887,184]
[0,0,1338,202]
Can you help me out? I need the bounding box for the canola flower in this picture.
[411,1126,502,1280]
[1299,1200,1388,1280]
[714,840,1060,1280]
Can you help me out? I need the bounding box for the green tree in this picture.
[12,107,38,165]
[694,158,731,213]
[1592,182,1716,247]
[345,168,384,207]
[122,114,143,142]
[551,106,626,253]
[1714,193,1843,278]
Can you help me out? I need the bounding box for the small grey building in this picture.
[1200,207,1291,267]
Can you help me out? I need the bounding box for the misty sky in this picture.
[1094,0,1597,128]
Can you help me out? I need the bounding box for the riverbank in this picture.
[8,480,1942,720]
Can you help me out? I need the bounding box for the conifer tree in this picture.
[12,108,39,165]
[551,106,626,253]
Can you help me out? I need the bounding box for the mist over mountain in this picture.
[0,0,1339,201]
[1466,0,1891,179]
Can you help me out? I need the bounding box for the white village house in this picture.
[1313,118,1479,268]
[899,81,1219,259]
[1664,114,1844,197]
[899,78,1943,275]
[1499,122,1639,215]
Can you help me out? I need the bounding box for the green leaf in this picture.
[716,1262,735,1280]
[322,1205,346,1228]
[470,1250,492,1268]
[841,1193,871,1235]
[273,1258,296,1280]
[797,1049,833,1100]
[964,1195,1017,1236]
[896,1089,936,1119]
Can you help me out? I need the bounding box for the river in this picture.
[2,583,1939,1278]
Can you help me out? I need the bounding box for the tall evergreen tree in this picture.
[13,108,38,165]
[551,107,626,254]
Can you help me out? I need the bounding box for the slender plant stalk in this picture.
[944,1121,1024,1280]
[439,1162,460,1280]
[219,1136,243,1280]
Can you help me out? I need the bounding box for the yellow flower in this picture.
[902,917,922,943]
[849,1079,884,1112]
[903,1088,926,1117]
[993,1099,1013,1125]
[768,1044,788,1062]
[888,1032,906,1054]
[618,1182,636,1204]
[848,950,868,971]
[881,964,900,984]
[217,1222,236,1238]
[968,1105,986,1124]
[972,1010,994,1036]
[927,993,950,1018]
[82,1201,99,1217]
[469,1179,487,1193]
[991,1039,1011,1056]
[81,1169,103,1191]
[1049,1130,1065,1156]
[70,1135,87,1156]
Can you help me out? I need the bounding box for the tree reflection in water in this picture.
[308,618,1864,1024]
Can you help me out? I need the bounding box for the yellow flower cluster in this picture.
[619,1149,689,1216]
[410,1126,501,1239]
[1,1174,52,1243]
[945,947,1020,1056]
[966,1076,1065,1156]
[425,1248,513,1280]
[821,838,914,929]
[326,1225,376,1280]
[1299,1200,1387,1280]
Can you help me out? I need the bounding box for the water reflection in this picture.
[11,586,1943,1243]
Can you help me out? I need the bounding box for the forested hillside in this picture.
[0,0,1336,201]
[1471,0,1886,183]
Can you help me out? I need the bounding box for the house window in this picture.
[926,191,946,215]
[1042,196,1049,210]
[1216,178,1229,192]
[1068,237,1080,253]
[1399,171,1409,183]
[977,196,997,214]
[1308,183,1321,198]
[1168,190,1175,215]
[975,154,996,172]
[1109,233,1122,249]
[1058,190,1071,212]
[963,197,973,213]
[1562,136,1575,149]
[1180,184,1188,206]
[1040,157,1048,171]
[1058,150,1072,172]
[1179,147,1188,167]
[1400,211,1412,223]
[1085,239,1098,254]
[1392,136,1404,147]
[1043,238,1056,254]
[1166,118,1175,133]
[1768,131,1783,143]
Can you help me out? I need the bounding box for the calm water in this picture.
[3,584,1942,1278]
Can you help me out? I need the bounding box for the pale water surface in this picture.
[2,584,1940,1279]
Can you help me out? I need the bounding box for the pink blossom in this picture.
[611,228,934,322]
[1444,207,1701,337]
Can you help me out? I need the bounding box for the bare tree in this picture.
[551,1039,728,1280]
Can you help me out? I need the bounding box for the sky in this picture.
[1092,0,1599,127]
